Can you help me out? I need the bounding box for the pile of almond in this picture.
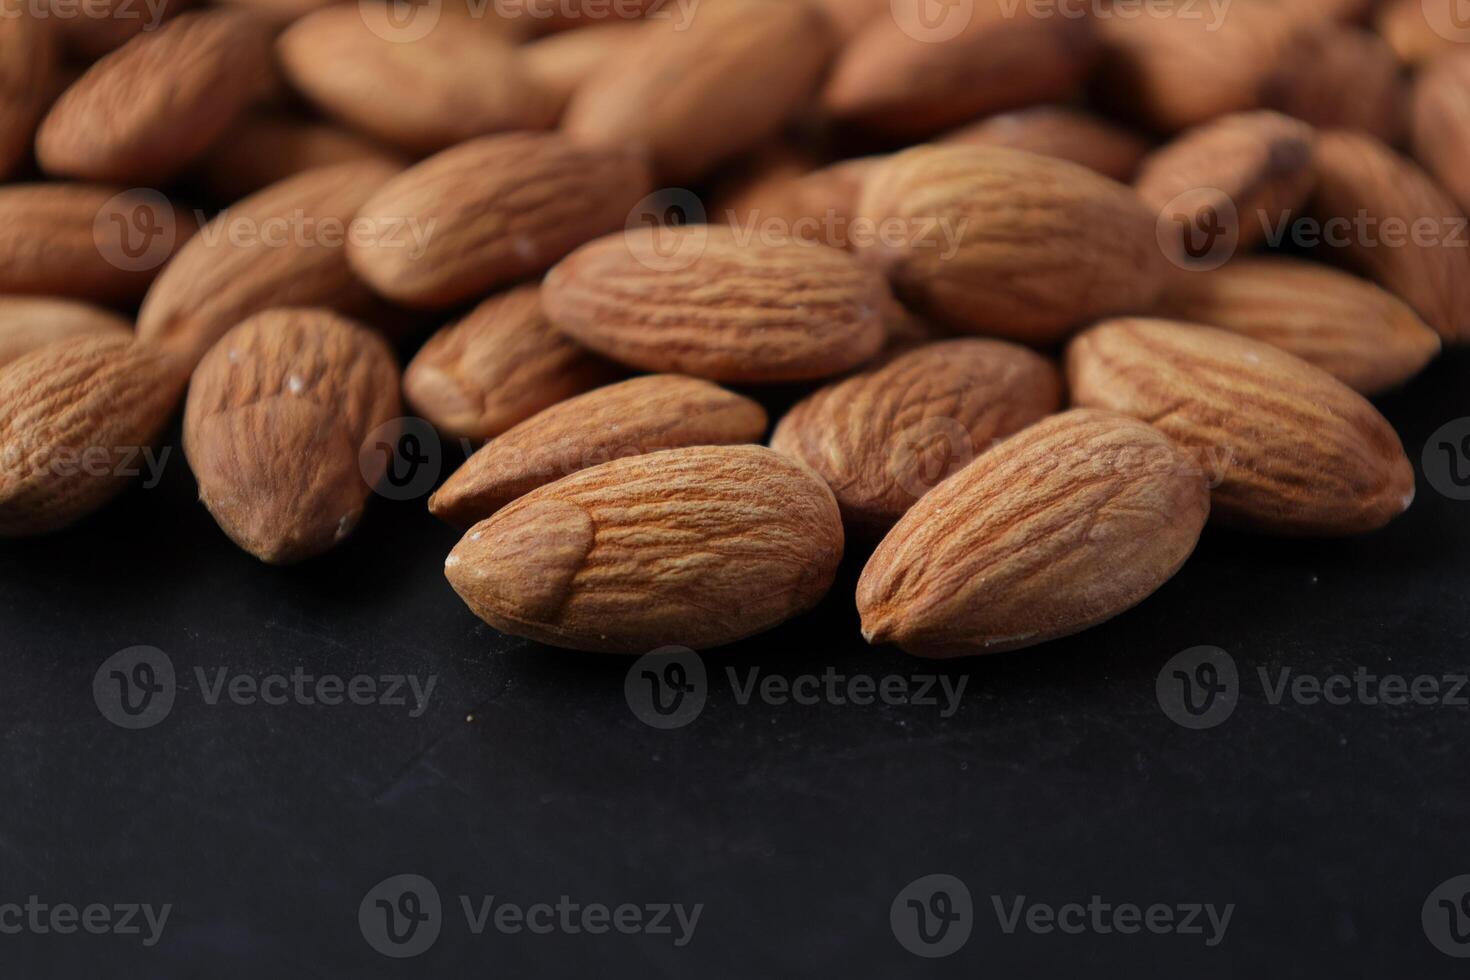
[0,0,1459,657]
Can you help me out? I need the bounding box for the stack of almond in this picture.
[0,0,1460,656]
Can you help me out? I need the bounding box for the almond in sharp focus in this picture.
[183,308,401,564]
[0,297,132,369]
[856,409,1209,658]
[348,133,652,309]
[541,225,887,382]
[940,105,1152,184]
[854,145,1166,345]
[770,339,1062,535]
[1066,317,1415,535]
[1411,53,1470,217]
[0,334,184,536]
[1160,258,1441,395]
[402,284,621,442]
[0,6,55,180]
[445,445,843,653]
[195,110,407,203]
[431,374,768,528]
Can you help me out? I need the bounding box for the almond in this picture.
[445,444,843,652]
[1376,0,1461,66]
[1308,130,1470,345]
[1411,53,1470,216]
[277,6,559,155]
[856,409,1209,658]
[770,338,1062,535]
[348,133,651,309]
[541,225,888,382]
[50,0,190,59]
[0,334,185,536]
[1262,24,1406,145]
[562,0,835,183]
[402,285,621,442]
[195,111,407,203]
[431,374,768,527]
[811,0,887,39]
[822,0,1096,139]
[714,156,881,251]
[36,11,273,185]
[854,145,1166,345]
[1160,258,1441,395]
[0,6,55,180]
[522,22,641,112]
[940,106,1152,184]
[0,298,132,370]
[137,160,400,369]
[1066,317,1415,535]
[182,308,401,564]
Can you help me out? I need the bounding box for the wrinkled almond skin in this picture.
[1309,130,1470,345]
[0,335,185,536]
[137,160,400,369]
[196,112,406,204]
[36,11,273,184]
[822,1,1096,139]
[402,285,621,442]
[542,225,888,382]
[940,106,1152,184]
[431,374,769,528]
[349,133,652,309]
[1067,318,1415,535]
[562,0,835,183]
[183,308,401,564]
[770,339,1062,535]
[1412,54,1470,217]
[277,7,559,155]
[1161,258,1441,395]
[446,445,844,652]
[1136,110,1317,257]
[857,409,1209,658]
[855,145,1166,345]
[1263,25,1406,145]
[0,298,132,369]
[0,7,55,179]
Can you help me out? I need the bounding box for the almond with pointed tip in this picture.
[0,298,132,369]
[0,7,55,180]
[522,22,641,111]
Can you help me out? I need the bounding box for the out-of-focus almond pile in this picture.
[0,0,1461,656]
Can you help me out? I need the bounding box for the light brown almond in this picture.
[349,133,650,309]
[1262,24,1406,144]
[0,298,132,369]
[1066,317,1415,535]
[445,444,843,652]
[542,225,888,382]
[856,409,1210,658]
[431,374,768,527]
[0,6,55,180]
[522,22,641,111]
[940,106,1152,184]
[182,308,401,564]
[770,339,1062,535]
[1411,53,1470,216]
[854,145,1166,345]
[195,111,407,203]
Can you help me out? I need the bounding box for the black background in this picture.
[0,348,1465,978]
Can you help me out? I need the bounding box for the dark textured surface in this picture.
[0,350,1466,978]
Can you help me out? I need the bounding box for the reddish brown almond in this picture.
[1067,317,1415,535]
[445,445,843,652]
[50,0,192,59]
[822,0,1096,139]
[0,335,185,536]
[1309,130,1470,344]
[1262,25,1406,145]
[563,0,835,183]
[0,8,55,179]
[854,145,1166,345]
[137,160,400,369]
[402,285,621,442]
[36,11,273,184]
[1376,0,1463,66]
[812,0,887,38]
[349,133,652,309]
[522,22,641,111]
[1412,54,1470,217]
[431,375,769,527]
[277,6,559,155]
[0,298,132,369]
[856,409,1209,658]
[196,112,406,204]
[940,106,1152,184]
[770,339,1063,535]
[1161,258,1441,394]
[542,225,888,382]
[183,308,401,564]
[1136,111,1317,259]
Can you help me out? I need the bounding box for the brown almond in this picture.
[0,6,55,180]
[1376,0,1462,66]
[1262,24,1406,145]
[1309,130,1470,344]
[1066,317,1415,535]
[562,0,835,183]
[194,111,407,204]
[430,374,768,527]
[542,225,888,382]
[812,0,887,39]
[854,145,1166,345]
[402,285,621,442]
[856,409,1209,658]
[0,298,132,370]
[0,335,185,536]
[714,156,881,251]
[182,308,401,564]
[940,106,1152,184]
[51,0,191,59]
[770,339,1062,535]
[522,22,641,111]
[445,445,843,652]
[349,133,651,309]
[1412,53,1470,216]
[1160,258,1441,395]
